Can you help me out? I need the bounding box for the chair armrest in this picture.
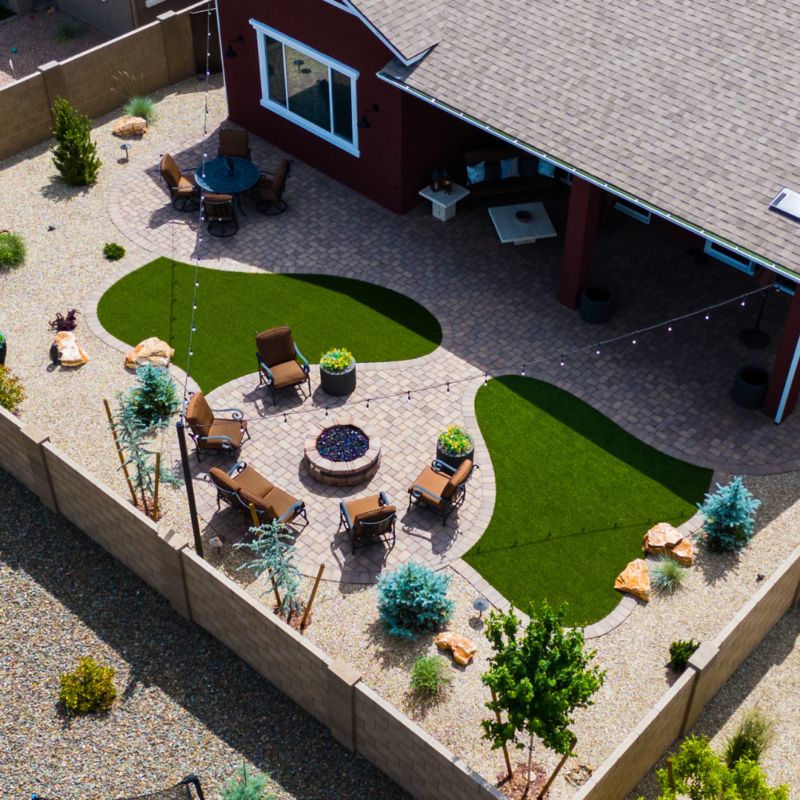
[379,491,389,507]
[260,170,275,179]
[409,484,446,503]
[211,406,244,420]
[294,345,310,372]
[199,434,235,447]
[431,459,456,475]
[277,500,305,524]
[227,461,247,477]
[257,355,274,383]
[340,500,354,529]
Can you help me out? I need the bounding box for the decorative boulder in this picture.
[670,538,696,566]
[643,522,695,566]
[125,337,174,369]
[113,117,147,137]
[54,331,89,367]
[614,559,650,601]
[435,631,477,665]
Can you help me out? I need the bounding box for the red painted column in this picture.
[763,289,800,420]
[558,177,603,308]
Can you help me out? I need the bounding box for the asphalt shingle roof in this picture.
[379,0,800,276]
[349,0,443,61]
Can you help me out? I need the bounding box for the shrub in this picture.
[103,243,125,260]
[377,561,454,639]
[698,478,761,554]
[437,425,474,456]
[411,655,452,697]
[123,95,156,123]
[0,365,25,414]
[0,231,26,268]
[55,19,84,43]
[58,657,117,714]
[221,764,275,800]
[649,555,687,595]
[49,309,79,332]
[118,365,180,430]
[320,348,354,373]
[668,638,700,671]
[724,707,776,768]
[51,96,101,186]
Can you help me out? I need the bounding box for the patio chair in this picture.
[160,153,200,211]
[209,461,308,525]
[217,129,251,160]
[339,492,397,554]
[184,391,249,460]
[255,325,311,404]
[408,459,478,525]
[203,194,239,238]
[252,159,291,216]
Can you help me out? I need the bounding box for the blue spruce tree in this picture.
[698,477,761,553]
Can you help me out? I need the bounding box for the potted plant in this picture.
[319,348,356,396]
[0,332,6,366]
[436,425,474,470]
[579,284,615,324]
[732,365,770,409]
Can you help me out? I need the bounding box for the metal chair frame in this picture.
[256,339,311,405]
[408,459,479,525]
[255,162,292,216]
[339,491,396,554]
[183,398,250,461]
[204,196,239,238]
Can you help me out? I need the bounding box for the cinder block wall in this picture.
[0,73,53,162]
[0,407,34,489]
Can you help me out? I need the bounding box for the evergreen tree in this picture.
[698,478,761,553]
[50,97,101,186]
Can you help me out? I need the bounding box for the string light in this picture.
[521,363,526,376]
[446,382,450,394]
[325,406,329,417]
[484,373,488,385]
[560,354,565,366]
[407,390,411,402]
[284,413,288,423]
[366,398,370,408]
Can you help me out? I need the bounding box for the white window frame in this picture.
[614,197,651,225]
[704,239,756,275]
[250,19,360,157]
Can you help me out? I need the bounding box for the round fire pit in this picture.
[304,415,381,486]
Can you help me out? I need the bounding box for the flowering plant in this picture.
[437,425,473,455]
[320,348,354,373]
[0,332,5,344]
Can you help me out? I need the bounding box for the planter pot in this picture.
[0,340,5,366]
[579,284,615,324]
[732,365,770,409]
[436,440,475,471]
[319,361,357,396]
[49,341,60,365]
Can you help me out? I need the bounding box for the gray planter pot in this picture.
[732,365,770,409]
[320,360,357,396]
[436,440,474,471]
[579,284,615,324]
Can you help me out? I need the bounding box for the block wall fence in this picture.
[0,1,203,163]
[3,401,800,799]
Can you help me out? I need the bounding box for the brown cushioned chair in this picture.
[255,325,311,404]
[209,461,307,526]
[252,159,291,216]
[160,153,200,211]
[218,129,251,160]
[184,391,249,460]
[408,459,477,525]
[339,492,396,554]
[203,193,239,238]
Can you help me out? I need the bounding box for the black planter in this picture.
[436,440,475,471]
[320,361,357,396]
[579,284,615,324]
[732,365,770,409]
[0,340,5,366]
[49,341,60,365]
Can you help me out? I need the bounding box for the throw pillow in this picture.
[538,159,556,178]
[484,160,502,182]
[501,157,520,179]
[520,157,539,177]
[466,162,485,185]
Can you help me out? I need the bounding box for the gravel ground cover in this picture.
[0,8,110,88]
[0,468,410,800]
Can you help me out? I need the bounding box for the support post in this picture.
[176,419,204,559]
[558,177,602,309]
[764,289,800,421]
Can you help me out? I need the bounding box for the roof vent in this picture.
[770,188,800,222]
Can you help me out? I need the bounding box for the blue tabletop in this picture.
[195,157,260,194]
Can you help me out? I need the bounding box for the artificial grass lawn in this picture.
[97,258,442,393]
[465,376,712,626]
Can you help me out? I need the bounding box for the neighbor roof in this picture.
[348,0,443,62]
[377,0,800,278]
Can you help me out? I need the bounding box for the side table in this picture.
[418,183,470,221]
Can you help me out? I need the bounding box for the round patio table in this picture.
[195,157,260,214]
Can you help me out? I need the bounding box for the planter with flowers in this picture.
[0,332,6,366]
[319,348,356,396]
[436,425,474,470]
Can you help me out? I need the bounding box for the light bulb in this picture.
[521,364,526,376]
[596,349,600,355]
[446,382,450,393]
[407,390,411,402]
[632,339,637,345]
[705,314,710,320]
[668,326,672,332]
[484,374,488,385]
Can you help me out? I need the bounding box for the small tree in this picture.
[482,601,605,796]
[118,365,180,430]
[698,478,761,553]
[51,96,101,186]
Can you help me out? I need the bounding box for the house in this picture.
[217,0,800,422]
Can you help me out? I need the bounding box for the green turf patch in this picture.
[465,376,711,626]
[97,258,442,393]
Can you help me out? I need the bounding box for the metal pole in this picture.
[177,419,204,559]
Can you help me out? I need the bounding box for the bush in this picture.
[377,561,454,639]
[649,555,687,595]
[221,764,275,800]
[668,638,700,671]
[51,96,101,186]
[698,478,761,554]
[55,20,84,43]
[0,231,26,268]
[104,243,125,260]
[49,309,79,332]
[118,365,180,430]
[437,425,474,456]
[411,655,452,697]
[0,365,25,414]
[123,95,156,123]
[724,707,776,768]
[58,657,117,714]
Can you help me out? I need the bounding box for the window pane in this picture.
[285,46,331,132]
[265,36,287,107]
[331,69,353,142]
